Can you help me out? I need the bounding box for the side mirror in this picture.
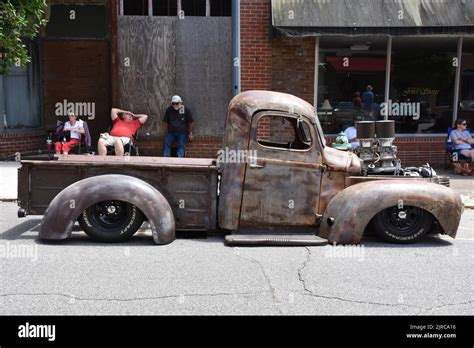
[297,117,311,143]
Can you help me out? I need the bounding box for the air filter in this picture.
[376,120,395,138]
[356,121,375,139]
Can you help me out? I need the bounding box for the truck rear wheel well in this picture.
[39,174,175,245]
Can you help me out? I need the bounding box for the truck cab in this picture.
[219,91,462,245]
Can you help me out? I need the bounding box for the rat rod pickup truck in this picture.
[17,91,463,246]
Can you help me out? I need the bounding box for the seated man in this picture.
[98,108,148,156]
[343,123,360,149]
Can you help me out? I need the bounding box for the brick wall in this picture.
[138,136,222,158]
[325,135,447,167]
[240,0,272,91]
[272,36,315,104]
[0,130,47,160]
[394,136,446,167]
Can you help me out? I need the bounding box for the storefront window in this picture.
[389,37,457,134]
[318,36,387,134]
[460,37,474,132]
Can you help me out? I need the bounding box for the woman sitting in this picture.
[450,118,474,175]
[55,113,84,155]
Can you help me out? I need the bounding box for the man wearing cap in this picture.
[163,95,194,158]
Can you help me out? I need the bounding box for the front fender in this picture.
[319,180,463,244]
[39,174,175,245]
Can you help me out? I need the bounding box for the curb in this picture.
[461,195,474,209]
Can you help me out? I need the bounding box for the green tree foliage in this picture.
[0,0,47,75]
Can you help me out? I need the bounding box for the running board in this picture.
[224,234,328,246]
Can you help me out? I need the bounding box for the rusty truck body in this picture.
[17,91,463,246]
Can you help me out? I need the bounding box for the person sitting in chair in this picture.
[55,113,84,155]
[450,118,474,176]
[98,108,148,156]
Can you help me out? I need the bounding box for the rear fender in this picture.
[319,180,463,244]
[39,174,175,245]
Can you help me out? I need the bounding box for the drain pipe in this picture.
[232,0,241,96]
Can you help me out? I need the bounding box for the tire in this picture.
[78,200,145,242]
[371,205,433,244]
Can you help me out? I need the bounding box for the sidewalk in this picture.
[435,169,474,208]
[0,161,473,207]
[0,161,20,201]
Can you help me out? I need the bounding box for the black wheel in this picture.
[78,200,145,242]
[371,205,433,244]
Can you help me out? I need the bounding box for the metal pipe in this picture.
[206,0,211,17]
[148,0,153,16]
[313,36,319,109]
[177,0,182,17]
[119,0,123,16]
[452,36,463,127]
[232,0,241,96]
[0,76,5,132]
[384,36,392,120]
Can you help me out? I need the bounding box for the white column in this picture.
[206,0,211,16]
[148,0,153,16]
[177,0,182,16]
[0,76,4,132]
[119,0,123,16]
[313,36,319,109]
[384,36,392,120]
[452,36,463,127]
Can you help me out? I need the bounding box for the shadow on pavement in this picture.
[1,218,454,248]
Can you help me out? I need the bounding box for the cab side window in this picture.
[256,115,312,150]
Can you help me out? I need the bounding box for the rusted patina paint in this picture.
[319,180,463,244]
[40,174,175,244]
[18,159,218,231]
[318,170,347,216]
[219,90,360,229]
[218,90,326,230]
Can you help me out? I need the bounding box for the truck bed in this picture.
[18,155,218,231]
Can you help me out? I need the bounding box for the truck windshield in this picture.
[313,111,327,147]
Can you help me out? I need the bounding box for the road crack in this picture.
[297,246,313,294]
[0,290,270,302]
[297,247,417,309]
[415,300,474,315]
[233,252,283,314]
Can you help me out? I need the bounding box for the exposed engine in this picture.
[355,120,437,178]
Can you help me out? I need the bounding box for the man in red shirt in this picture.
[98,108,148,156]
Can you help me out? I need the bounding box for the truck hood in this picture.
[322,146,361,173]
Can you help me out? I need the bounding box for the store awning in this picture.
[325,56,388,73]
[271,0,474,28]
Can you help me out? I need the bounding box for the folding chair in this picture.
[106,129,139,156]
[445,127,473,169]
[54,119,91,155]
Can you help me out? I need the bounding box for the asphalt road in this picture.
[1,201,473,315]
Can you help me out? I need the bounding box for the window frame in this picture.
[254,112,314,153]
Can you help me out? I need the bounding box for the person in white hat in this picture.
[163,95,194,157]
